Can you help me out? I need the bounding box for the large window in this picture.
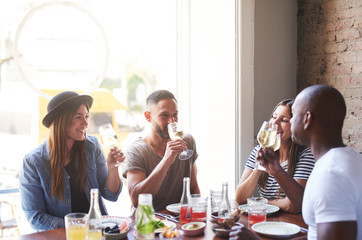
[0,0,247,235]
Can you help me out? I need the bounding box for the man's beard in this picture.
[153,123,170,139]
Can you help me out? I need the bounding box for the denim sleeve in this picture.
[19,156,64,231]
[93,138,122,201]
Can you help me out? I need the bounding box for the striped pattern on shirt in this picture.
[245,146,315,199]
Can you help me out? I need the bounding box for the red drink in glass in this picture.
[248,212,266,225]
[191,210,207,222]
[180,206,192,225]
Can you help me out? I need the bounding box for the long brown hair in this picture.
[258,99,306,197]
[48,103,89,201]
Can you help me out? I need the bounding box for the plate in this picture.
[166,203,180,214]
[181,222,206,236]
[155,220,177,233]
[252,221,300,238]
[238,204,280,215]
[101,216,132,229]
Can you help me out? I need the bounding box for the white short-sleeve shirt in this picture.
[302,146,362,240]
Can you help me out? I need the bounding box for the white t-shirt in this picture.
[302,146,362,240]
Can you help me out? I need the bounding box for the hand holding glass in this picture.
[99,123,122,167]
[167,122,193,160]
[255,121,281,171]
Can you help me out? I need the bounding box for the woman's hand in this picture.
[256,148,283,176]
[106,146,123,193]
[107,146,126,167]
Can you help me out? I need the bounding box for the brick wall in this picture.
[297,0,362,152]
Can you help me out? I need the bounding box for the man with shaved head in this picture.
[290,85,362,240]
[230,85,362,240]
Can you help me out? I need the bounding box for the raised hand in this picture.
[256,147,283,176]
[108,146,126,167]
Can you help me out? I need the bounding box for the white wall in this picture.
[254,0,297,136]
[183,0,298,197]
[187,0,236,197]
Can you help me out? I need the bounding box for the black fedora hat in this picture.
[42,91,93,128]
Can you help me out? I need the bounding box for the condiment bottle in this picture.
[135,193,155,239]
[218,182,231,223]
[88,188,102,240]
[180,177,192,225]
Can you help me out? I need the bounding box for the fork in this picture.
[155,212,179,222]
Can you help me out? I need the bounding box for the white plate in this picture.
[238,204,280,215]
[166,203,180,214]
[101,216,132,229]
[155,220,177,234]
[252,221,300,238]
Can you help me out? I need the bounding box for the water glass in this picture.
[65,213,89,240]
[210,189,222,215]
[247,197,267,226]
[190,194,208,222]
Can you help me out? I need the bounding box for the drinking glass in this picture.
[99,123,122,167]
[210,189,222,216]
[65,213,89,240]
[247,197,267,226]
[167,122,194,160]
[190,194,208,222]
[255,121,281,171]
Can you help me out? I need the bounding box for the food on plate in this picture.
[104,220,129,234]
[161,229,181,238]
[183,222,203,230]
[211,208,241,230]
[134,219,174,235]
[154,220,166,229]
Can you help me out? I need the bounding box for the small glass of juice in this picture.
[247,197,267,226]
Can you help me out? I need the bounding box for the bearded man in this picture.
[123,90,200,211]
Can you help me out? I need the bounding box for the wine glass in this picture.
[99,123,123,167]
[255,121,281,171]
[167,122,194,160]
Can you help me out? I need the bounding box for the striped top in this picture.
[245,145,315,199]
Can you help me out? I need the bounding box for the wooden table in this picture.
[7,210,307,240]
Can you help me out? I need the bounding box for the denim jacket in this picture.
[19,135,122,231]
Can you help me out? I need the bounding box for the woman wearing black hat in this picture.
[19,91,124,231]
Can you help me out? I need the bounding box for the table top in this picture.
[7,210,307,240]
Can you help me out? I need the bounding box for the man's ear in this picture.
[144,111,151,122]
[304,111,311,130]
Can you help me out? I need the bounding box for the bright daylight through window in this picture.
[0,0,236,236]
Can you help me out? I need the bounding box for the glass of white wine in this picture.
[167,122,194,160]
[255,121,281,171]
[99,123,122,167]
